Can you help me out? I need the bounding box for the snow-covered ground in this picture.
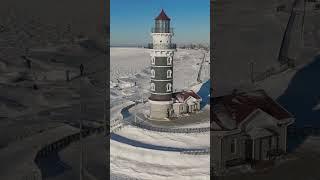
[110,140,210,180]
[116,125,209,149]
[256,64,308,99]
[110,47,210,179]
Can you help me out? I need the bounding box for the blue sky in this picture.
[110,0,210,46]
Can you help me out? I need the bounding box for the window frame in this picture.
[151,69,155,78]
[151,57,155,65]
[166,83,172,92]
[167,56,172,65]
[166,69,172,78]
[151,83,155,91]
[231,138,237,154]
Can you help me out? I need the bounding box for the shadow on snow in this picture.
[277,55,320,152]
[35,152,71,178]
[197,80,211,109]
[111,133,205,152]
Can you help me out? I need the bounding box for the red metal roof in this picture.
[173,90,201,103]
[213,89,293,129]
[155,9,171,20]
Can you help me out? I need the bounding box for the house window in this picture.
[166,83,172,92]
[167,56,172,65]
[231,139,237,154]
[167,69,172,78]
[151,57,155,65]
[151,83,155,91]
[151,69,155,78]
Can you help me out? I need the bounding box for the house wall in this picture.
[213,122,290,172]
[173,101,202,115]
[173,103,180,115]
[196,101,200,110]
[220,133,247,166]
[253,137,268,160]
[173,103,187,115]
[278,125,288,152]
[211,134,223,170]
[253,134,282,160]
[186,99,201,113]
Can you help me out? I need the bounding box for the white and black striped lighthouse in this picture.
[148,9,176,119]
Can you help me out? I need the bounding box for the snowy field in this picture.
[255,64,306,99]
[110,47,210,107]
[116,125,209,149]
[110,47,210,179]
[111,140,210,180]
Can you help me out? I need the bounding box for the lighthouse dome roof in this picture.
[155,9,170,20]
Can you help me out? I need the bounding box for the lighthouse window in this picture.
[167,70,172,78]
[167,56,172,65]
[151,69,155,78]
[166,83,172,92]
[151,83,155,91]
[151,57,155,65]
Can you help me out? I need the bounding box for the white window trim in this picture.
[151,57,155,65]
[150,83,155,91]
[151,69,155,78]
[167,56,172,65]
[167,69,172,78]
[166,83,172,92]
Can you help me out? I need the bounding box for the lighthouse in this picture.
[148,9,176,120]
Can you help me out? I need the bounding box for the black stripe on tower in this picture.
[149,56,173,101]
[149,94,172,101]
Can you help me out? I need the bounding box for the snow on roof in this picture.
[247,128,275,139]
[212,89,293,130]
[155,9,171,20]
[173,90,202,103]
[231,98,242,104]
[213,104,237,130]
[211,118,223,130]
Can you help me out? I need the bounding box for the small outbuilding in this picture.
[211,89,295,172]
[172,90,202,115]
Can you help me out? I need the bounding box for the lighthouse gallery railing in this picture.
[151,27,174,33]
[148,43,176,49]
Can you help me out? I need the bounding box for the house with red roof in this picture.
[172,90,202,115]
[211,89,294,171]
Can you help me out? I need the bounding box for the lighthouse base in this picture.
[148,99,173,120]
